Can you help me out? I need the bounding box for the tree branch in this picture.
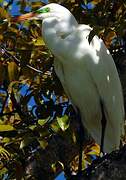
[0,45,43,74]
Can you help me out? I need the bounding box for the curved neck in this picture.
[42,17,78,56]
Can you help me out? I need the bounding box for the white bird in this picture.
[14,3,125,153]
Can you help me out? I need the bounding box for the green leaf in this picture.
[38,118,49,126]
[50,120,61,133]
[39,128,50,138]
[38,139,48,149]
[0,167,8,179]
[0,120,4,125]
[29,125,37,130]
[1,137,10,144]
[57,115,70,131]
[20,136,36,149]
[84,0,87,5]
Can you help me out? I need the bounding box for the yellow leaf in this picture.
[85,143,100,156]
[8,98,13,111]
[51,163,57,173]
[58,161,64,169]
[0,146,10,160]
[0,161,4,169]
[33,37,45,46]
[0,125,15,131]
[72,131,77,143]
[38,139,48,149]
[105,31,116,48]
[92,0,102,5]
[0,167,8,178]
[0,120,4,125]
[0,7,9,19]
[0,34,3,41]
[8,62,19,82]
[1,137,10,144]
[32,2,44,9]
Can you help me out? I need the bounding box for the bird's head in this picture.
[12,3,77,24]
[12,3,78,37]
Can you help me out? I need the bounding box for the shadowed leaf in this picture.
[8,61,19,82]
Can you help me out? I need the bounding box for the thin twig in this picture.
[0,45,43,74]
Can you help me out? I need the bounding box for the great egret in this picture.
[13,3,125,153]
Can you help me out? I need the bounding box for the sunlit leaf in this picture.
[1,137,10,144]
[0,167,8,179]
[72,130,77,143]
[38,117,49,126]
[51,161,64,173]
[51,163,57,173]
[84,0,87,4]
[58,161,64,169]
[57,115,69,131]
[0,0,4,3]
[85,155,92,164]
[33,37,45,46]
[23,20,30,28]
[0,125,15,131]
[0,120,4,125]
[3,1,8,6]
[86,143,100,156]
[0,146,10,160]
[29,125,37,130]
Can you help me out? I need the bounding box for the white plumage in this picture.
[17,3,125,153]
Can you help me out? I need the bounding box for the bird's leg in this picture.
[100,101,107,155]
[75,107,85,176]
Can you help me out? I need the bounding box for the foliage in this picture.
[0,0,126,179]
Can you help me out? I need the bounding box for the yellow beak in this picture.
[11,12,36,22]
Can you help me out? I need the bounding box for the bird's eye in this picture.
[35,7,50,14]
